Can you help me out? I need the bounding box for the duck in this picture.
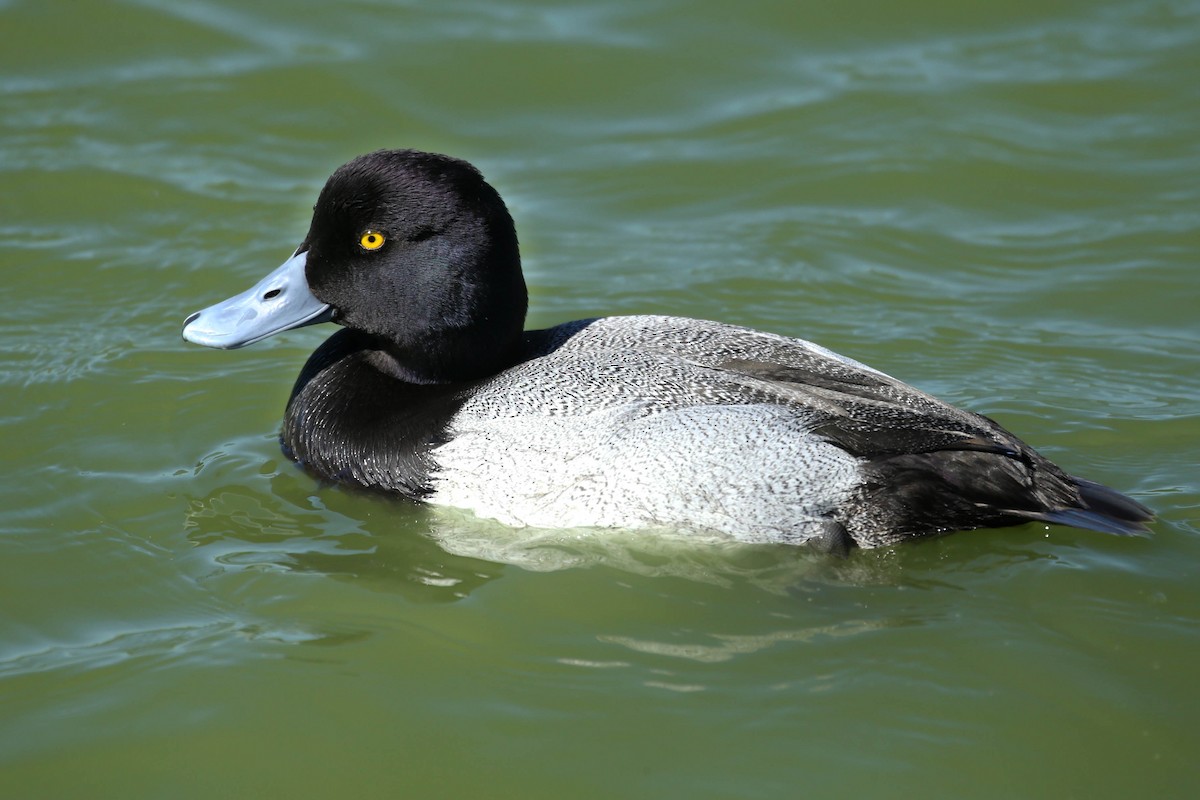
[181,148,1152,552]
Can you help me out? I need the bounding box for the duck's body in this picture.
[183,149,1152,551]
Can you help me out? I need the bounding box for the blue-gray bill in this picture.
[181,251,332,349]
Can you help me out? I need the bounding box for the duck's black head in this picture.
[182,149,528,384]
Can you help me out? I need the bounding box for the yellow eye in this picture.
[359,230,386,251]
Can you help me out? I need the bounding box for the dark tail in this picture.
[1022,477,1154,537]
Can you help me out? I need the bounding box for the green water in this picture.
[2,0,1198,797]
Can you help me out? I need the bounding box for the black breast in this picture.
[281,329,472,497]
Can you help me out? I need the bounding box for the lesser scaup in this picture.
[182,149,1152,552]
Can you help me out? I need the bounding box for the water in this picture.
[2,0,1198,797]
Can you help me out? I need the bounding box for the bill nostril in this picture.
[263,288,282,300]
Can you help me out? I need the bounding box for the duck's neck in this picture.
[358,325,527,385]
